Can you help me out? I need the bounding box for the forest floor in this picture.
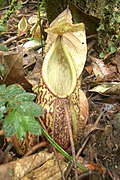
[0,2,120,180]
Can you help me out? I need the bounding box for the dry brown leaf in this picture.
[45,8,87,78]
[0,51,32,91]
[22,159,67,180]
[83,124,103,137]
[89,82,120,95]
[89,56,111,79]
[111,49,120,73]
[77,156,106,175]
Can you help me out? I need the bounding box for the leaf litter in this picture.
[0,2,120,180]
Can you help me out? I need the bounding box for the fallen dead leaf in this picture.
[77,156,106,175]
[0,51,32,91]
[22,159,67,180]
[89,55,120,82]
[89,82,120,95]
[90,56,110,79]
[83,124,104,137]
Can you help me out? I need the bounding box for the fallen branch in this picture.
[0,151,54,179]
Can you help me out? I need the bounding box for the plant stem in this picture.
[41,127,87,171]
[38,0,44,56]
[64,104,78,180]
[0,0,18,25]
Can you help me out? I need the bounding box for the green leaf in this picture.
[6,93,41,114]
[3,110,42,141]
[18,16,27,32]
[1,83,43,141]
[27,37,33,41]
[97,24,105,31]
[110,46,116,53]
[20,115,42,135]
[99,52,105,58]
[18,101,44,117]
[15,2,22,10]
[3,111,16,138]
[0,64,5,76]
[0,85,7,106]
[115,34,120,40]
[0,44,8,51]
[0,84,6,96]
[0,98,6,106]
[117,16,120,23]
[0,105,6,121]
[5,84,25,99]
[13,92,36,102]
[0,84,6,90]
[108,41,116,51]
[17,126,26,141]
[0,25,6,32]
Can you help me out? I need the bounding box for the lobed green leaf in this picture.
[13,92,36,102]
[0,84,6,95]
[0,64,5,76]
[3,110,16,137]
[7,93,37,110]
[1,84,43,140]
[17,126,26,141]
[5,84,25,99]
[20,115,42,136]
[0,105,6,121]
[18,101,44,117]
[3,110,42,141]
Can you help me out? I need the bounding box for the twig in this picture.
[24,141,47,157]
[65,136,89,179]
[53,147,65,180]
[65,109,105,178]
[42,127,87,171]
[78,171,103,179]
[76,136,90,159]
[87,39,96,51]
[2,36,18,45]
[87,34,97,39]
[94,110,105,125]
[103,51,114,61]
[38,0,44,56]
[64,104,78,180]
[89,55,101,62]
[104,46,120,61]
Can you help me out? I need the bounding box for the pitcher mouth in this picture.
[42,35,77,98]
